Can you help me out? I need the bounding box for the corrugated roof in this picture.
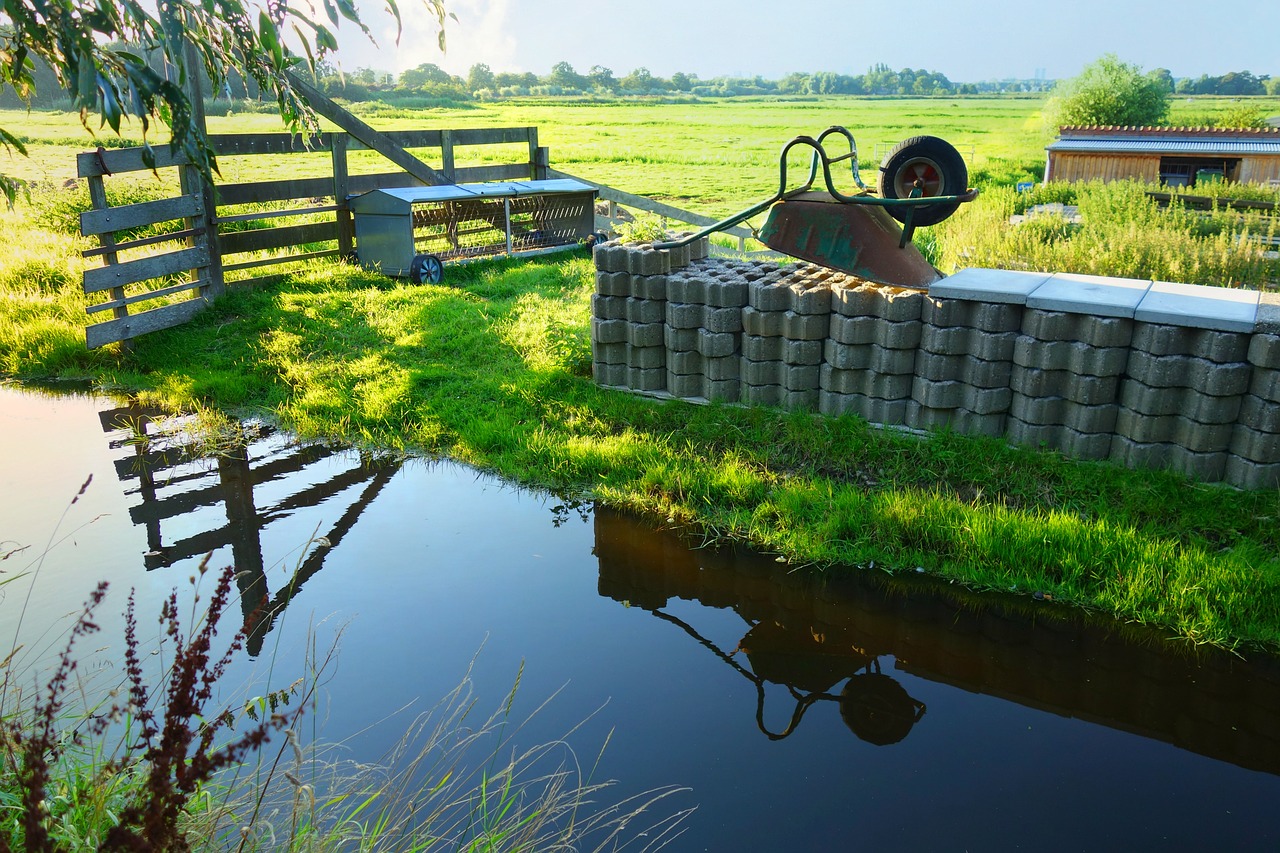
[1058,125,1280,138]
[1047,138,1280,155]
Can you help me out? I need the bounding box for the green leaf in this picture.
[76,52,96,106]
[315,26,338,53]
[292,24,316,75]
[98,74,122,132]
[383,0,402,39]
[258,10,283,70]
[320,0,339,27]
[0,126,29,157]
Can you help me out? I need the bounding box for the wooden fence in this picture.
[79,71,769,351]
[78,126,548,348]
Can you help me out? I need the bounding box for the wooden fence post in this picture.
[331,134,354,259]
[86,175,127,325]
[527,128,540,180]
[441,129,456,183]
[181,38,224,299]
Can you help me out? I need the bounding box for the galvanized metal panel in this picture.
[353,212,416,276]
[510,178,595,195]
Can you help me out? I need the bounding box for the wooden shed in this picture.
[1045,126,1280,187]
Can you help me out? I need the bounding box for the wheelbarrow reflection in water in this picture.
[648,607,926,745]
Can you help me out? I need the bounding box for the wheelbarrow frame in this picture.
[654,126,978,253]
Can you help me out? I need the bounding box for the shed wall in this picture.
[1047,153,1160,183]
[1238,156,1280,185]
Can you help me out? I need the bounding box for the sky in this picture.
[325,0,1280,83]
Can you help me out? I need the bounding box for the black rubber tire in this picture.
[410,253,444,285]
[878,135,968,227]
[591,230,609,246]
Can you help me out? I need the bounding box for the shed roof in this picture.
[1047,126,1280,157]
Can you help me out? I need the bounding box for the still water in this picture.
[2,383,1279,851]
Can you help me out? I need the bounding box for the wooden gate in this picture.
[78,125,547,348]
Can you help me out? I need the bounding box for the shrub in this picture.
[1046,54,1170,128]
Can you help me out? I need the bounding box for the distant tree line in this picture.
[308,61,1058,103]
[1173,71,1279,96]
[3,51,1276,112]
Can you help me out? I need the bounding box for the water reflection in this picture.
[592,507,1280,775]
[101,400,401,656]
[93,395,1280,778]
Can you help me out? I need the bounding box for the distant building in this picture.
[1045,126,1280,188]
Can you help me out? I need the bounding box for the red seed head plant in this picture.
[1,560,300,853]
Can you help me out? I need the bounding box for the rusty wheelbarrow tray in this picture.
[654,126,978,289]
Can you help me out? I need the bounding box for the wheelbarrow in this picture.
[654,126,978,289]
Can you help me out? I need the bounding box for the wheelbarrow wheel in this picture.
[410,253,444,285]
[879,136,968,227]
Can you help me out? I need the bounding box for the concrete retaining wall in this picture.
[591,240,1280,490]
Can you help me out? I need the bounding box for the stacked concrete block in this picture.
[1230,293,1280,488]
[1007,310,1132,459]
[907,299,1022,437]
[665,258,753,402]
[590,241,632,388]
[591,239,706,393]
[741,264,830,410]
[590,256,1280,488]
[1006,273,1149,459]
[1111,328,1249,481]
[820,283,924,424]
[1114,282,1258,482]
[914,269,1052,439]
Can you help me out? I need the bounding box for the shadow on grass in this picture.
[85,250,1280,652]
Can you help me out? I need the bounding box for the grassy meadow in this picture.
[4,95,1280,652]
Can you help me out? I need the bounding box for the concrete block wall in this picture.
[592,241,1280,489]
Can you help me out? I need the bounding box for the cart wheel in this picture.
[410,254,444,285]
[590,231,610,246]
[879,136,968,227]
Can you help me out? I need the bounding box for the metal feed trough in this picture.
[350,178,598,284]
[656,126,979,289]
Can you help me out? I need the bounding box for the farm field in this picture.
[8,94,1278,218]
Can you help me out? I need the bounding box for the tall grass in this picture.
[933,179,1280,286]
[1,486,689,851]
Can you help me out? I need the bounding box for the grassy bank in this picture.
[3,100,1280,653]
[5,230,1279,651]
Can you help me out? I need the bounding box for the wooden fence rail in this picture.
[78,125,547,347]
[79,120,760,347]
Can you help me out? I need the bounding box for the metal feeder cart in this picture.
[349,178,598,284]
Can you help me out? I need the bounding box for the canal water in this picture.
[2,383,1279,850]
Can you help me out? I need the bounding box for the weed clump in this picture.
[0,561,299,852]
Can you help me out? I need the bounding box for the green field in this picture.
[5,96,1053,210]
[4,95,1280,651]
[9,93,1278,219]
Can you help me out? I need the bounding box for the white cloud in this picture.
[333,0,518,78]
[434,0,518,76]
